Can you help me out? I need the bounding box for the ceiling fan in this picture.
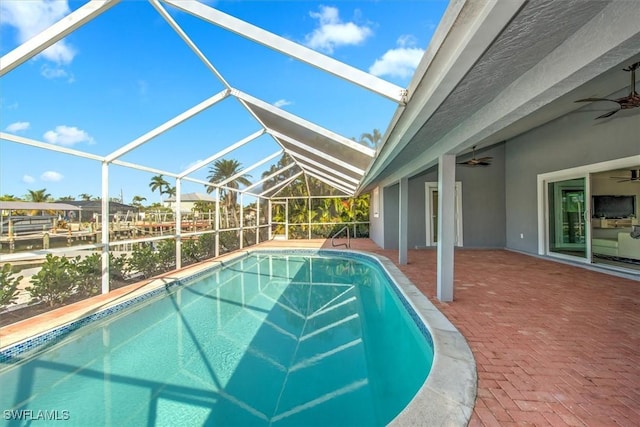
[457,146,492,167]
[610,169,640,183]
[575,61,640,119]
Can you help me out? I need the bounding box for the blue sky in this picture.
[0,0,447,205]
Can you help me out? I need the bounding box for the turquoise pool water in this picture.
[0,252,433,426]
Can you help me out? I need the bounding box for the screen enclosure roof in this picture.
[0,0,413,198]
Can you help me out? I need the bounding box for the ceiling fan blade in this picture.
[595,109,619,119]
[575,97,618,103]
[457,161,491,167]
[475,157,493,162]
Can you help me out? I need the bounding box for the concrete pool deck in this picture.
[3,238,640,425]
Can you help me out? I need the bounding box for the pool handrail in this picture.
[331,225,350,248]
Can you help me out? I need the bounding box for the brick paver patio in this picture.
[325,239,640,426]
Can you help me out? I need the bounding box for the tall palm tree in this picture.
[149,175,171,202]
[359,129,382,148]
[206,159,252,227]
[261,154,296,194]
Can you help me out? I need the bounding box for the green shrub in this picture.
[110,252,128,283]
[128,244,161,279]
[0,263,23,307]
[157,240,176,272]
[219,231,239,253]
[198,234,216,259]
[72,253,101,298]
[182,238,201,264]
[26,254,75,307]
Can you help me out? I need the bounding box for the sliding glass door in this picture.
[548,177,590,260]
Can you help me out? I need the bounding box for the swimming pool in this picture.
[0,250,442,426]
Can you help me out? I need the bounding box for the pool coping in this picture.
[0,247,476,426]
[364,251,477,427]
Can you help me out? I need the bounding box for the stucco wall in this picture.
[369,187,385,247]
[375,144,507,250]
[371,100,638,253]
[505,105,640,254]
[383,184,400,250]
[406,143,507,248]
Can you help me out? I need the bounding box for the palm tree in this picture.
[24,189,52,216]
[149,175,171,202]
[359,129,382,148]
[57,196,75,201]
[131,195,147,208]
[206,159,252,228]
[261,154,295,193]
[25,188,51,202]
[78,193,93,201]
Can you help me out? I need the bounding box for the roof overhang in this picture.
[359,0,640,192]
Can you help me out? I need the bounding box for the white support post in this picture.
[268,199,273,240]
[175,178,182,270]
[101,162,110,294]
[285,199,289,240]
[256,198,260,245]
[239,193,244,249]
[215,187,220,257]
[308,196,312,240]
[437,154,456,302]
[399,177,409,265]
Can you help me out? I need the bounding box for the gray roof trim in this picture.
[0,202,83,211]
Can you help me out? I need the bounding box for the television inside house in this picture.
[592,195,637,218]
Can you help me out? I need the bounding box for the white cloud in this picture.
[305,6,372,54]
[22,175,35,184]
[41,64,74,81]
[5,121,30,132]
[369,36,424,79]
[397,34,418,48]
[137,80,149,96]
[274,99,292,108]
[0,98,19,110]
[0,1,76,65]
[43,125,94,146]
[41,171,63,182]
